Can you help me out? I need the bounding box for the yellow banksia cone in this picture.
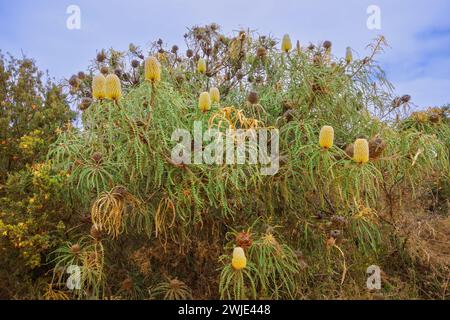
[353,139,369,164]
[281,34,292,53]
[145,56,161,83]
[198,92,211,112]
[346,47,353,64]
[210,87,220,103]
[92,74,106,100]
[231,247,247,270]
[105,74,122,101]
[197,58,207,74]
[319,126,334,149]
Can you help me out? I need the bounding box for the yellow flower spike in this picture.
[346,47,353,64]
[197,58,207,74]
[231,247,247,270]
[353,138,370,164]
[105,74,122,101]
[198,92,211,112]
[281,34,292,53]
[92,74,106,100]
[319,126,334,149]
[209,87,220,103]
[145,56,161,83]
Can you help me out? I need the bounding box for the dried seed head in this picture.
[77,71,86,80]
[331,216,347,225]
[247,91,259,104]
[91,152,103,164]
[113,186,127,197]
[429,113,440,123]
[92,74,106,100]
[401,94,411,103]
[157,38,163,46]
[131,59,140,68]
[281,34,292,53]
[100,66,109,75]
[79,97,92,111]
[353,139,369,164]
[144,56,161,83]
[323,41,332,50]
[369,136,386,159]
[209,87,220,103]
[90,224,102,240]
[70,244,81,254]
[345,143,354,158]
[105,74,122,101]
[114,68,122,78]
[231,247,247,270]
[198,92,211,112]
[69,75,79,87]
[175,73,184,84]
[121,278,134,291]
[256,47,267,58]
[236,232,253,249]
[210,23,219,31]
[392,97,402,108]
[197,58,207,74]
[186,49,194,58]
[171,45,179,53]
[96,51,106,63]
[308,43,315,51]
[319,126,334,149]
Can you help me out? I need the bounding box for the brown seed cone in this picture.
[79,98,92,111]
[429,113,441,123]
[369,136,386,159]
[70,244,81,254]
[247,91,259,104]
[256,47,267,58]
[121,278,134,291]
[90,225,102,240]
[96,52,106,63]
[131,60,140,68]
[345,143,354,158]
[100,66,109,75]
[323,40,332,50]
[236,232,253,249]
[91,152,103,164]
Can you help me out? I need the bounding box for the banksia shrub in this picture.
[209,87,220,103]
[105,74,122,101]
[197,58,207,74]
[144,56,161,83]
[346,47,353,63]
[319,126,334,149]
[92,74,106,100]
[281,34,292,53]
[353,139,369,164]
[198,92,211,112]
[231,247,247,270]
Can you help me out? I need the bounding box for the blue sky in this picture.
[1,0,449,108]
